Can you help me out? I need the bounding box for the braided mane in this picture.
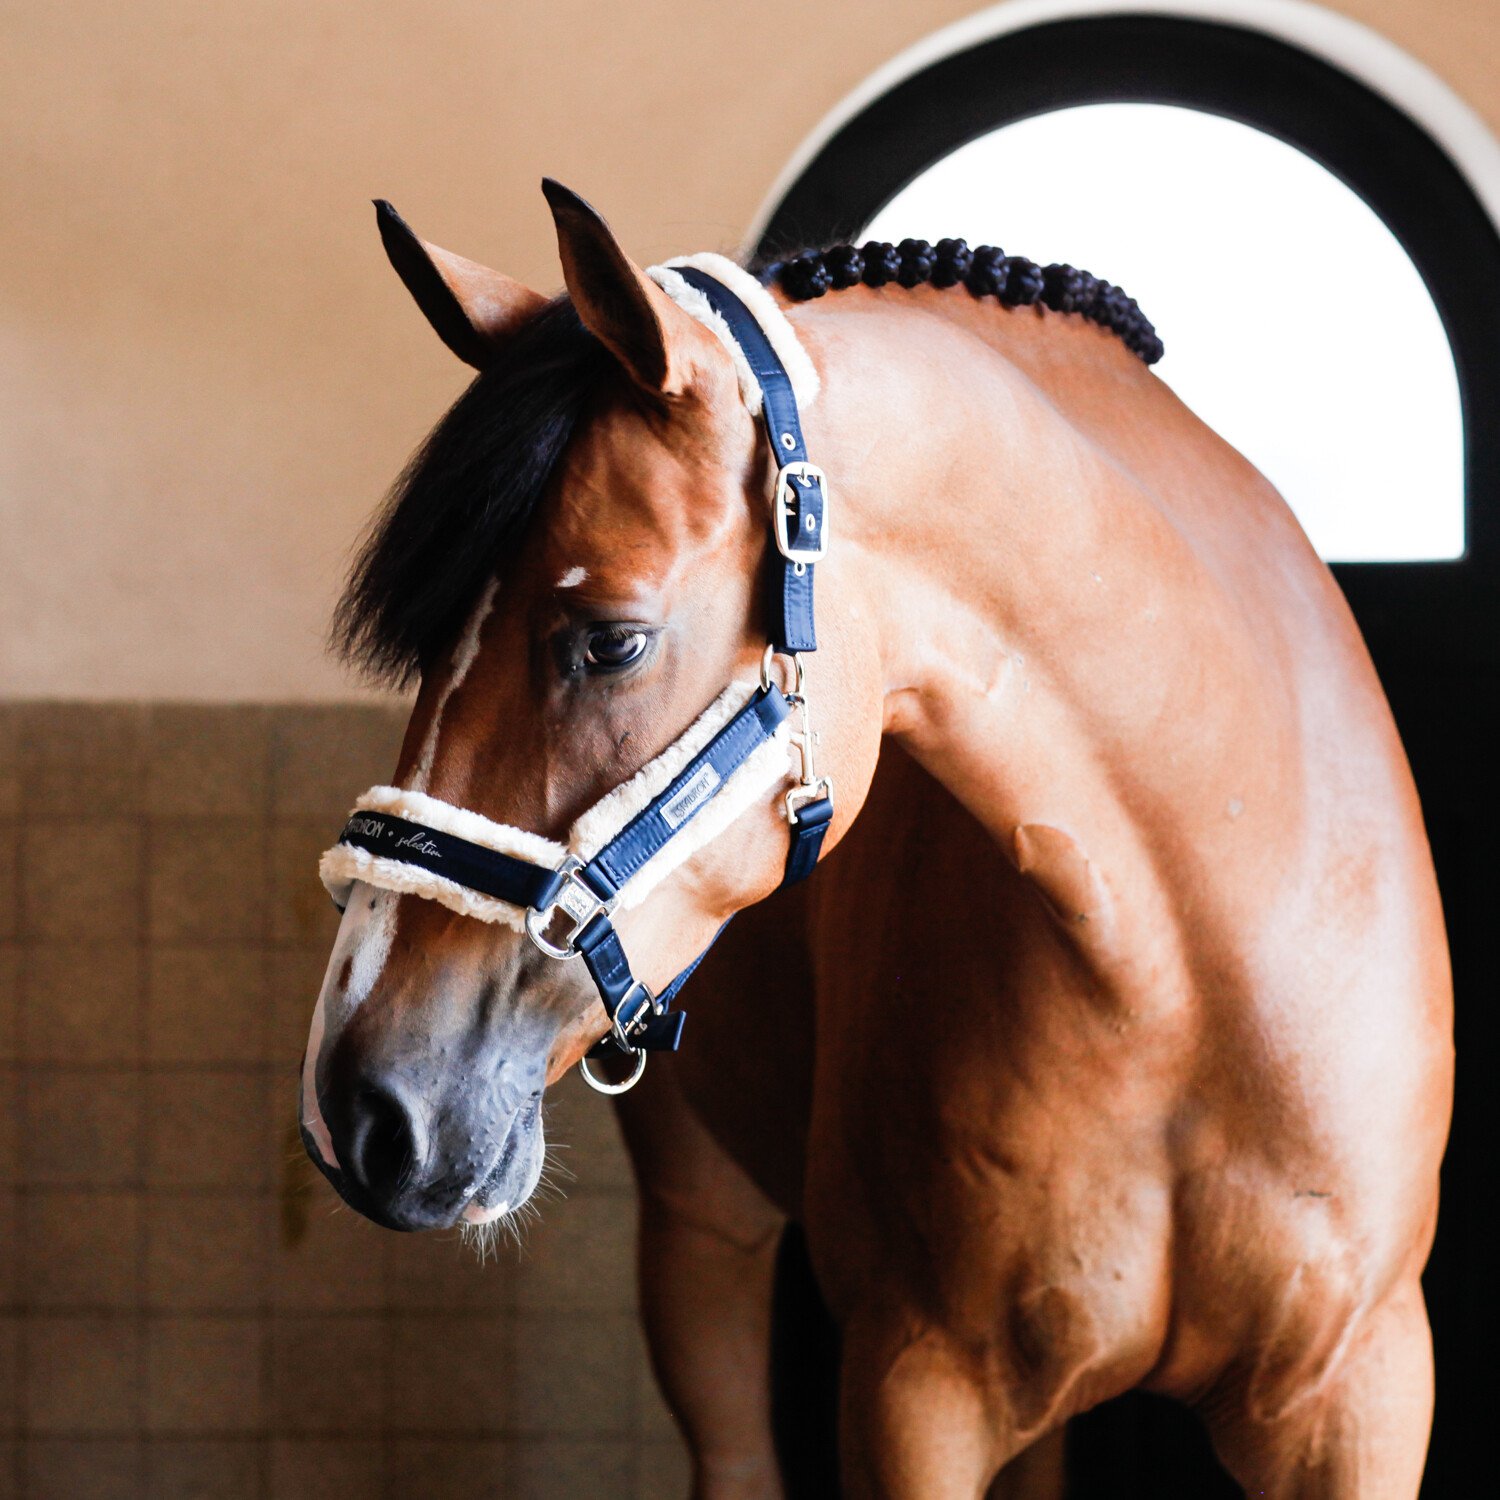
[762,238,1163,366]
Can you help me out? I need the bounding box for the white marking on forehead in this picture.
[408,576,500,794]
[556,565,588,589]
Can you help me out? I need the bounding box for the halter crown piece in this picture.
[320,258,835,1093]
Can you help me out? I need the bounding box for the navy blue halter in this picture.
[674,266,826,656]
[330,270,834,1074]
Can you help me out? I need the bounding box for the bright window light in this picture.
[864,104,1464,562]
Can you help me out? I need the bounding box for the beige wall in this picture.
[3,0,1500,699]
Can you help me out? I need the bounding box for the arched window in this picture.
[862,102,1462,562]
[750,1,1500,660]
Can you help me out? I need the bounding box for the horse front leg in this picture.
[1203,1275,1434,1500]
[838,1314,1068,1500]
[615,1056,788,1500]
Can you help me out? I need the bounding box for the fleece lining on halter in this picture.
[647,253,821,414]
[319,681,793,931]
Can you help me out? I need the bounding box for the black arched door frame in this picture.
[755,18,1498,1497]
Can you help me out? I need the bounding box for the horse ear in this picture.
[375,200,547,369]
[541,178,716,396]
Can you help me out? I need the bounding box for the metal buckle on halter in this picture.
[578,980,659,1095]
[610,981,659,1050]
[524,857,613,960]
[773,462,829,567]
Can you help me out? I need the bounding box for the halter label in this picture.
[343,813,444,860]
[661,763,721,829]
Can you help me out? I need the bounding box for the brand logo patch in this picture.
[661,764,721,829]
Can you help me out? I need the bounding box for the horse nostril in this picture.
[344,1083,424,1199]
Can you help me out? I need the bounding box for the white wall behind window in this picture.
[864,104,1464,561]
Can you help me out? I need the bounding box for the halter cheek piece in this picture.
[322,267,834,1094]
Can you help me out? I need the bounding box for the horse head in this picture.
[300,183,879,1233]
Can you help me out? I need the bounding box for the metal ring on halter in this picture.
[759,643,805,697]
[578,1048,648,1095]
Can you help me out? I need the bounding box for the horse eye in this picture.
[584,627,648,670]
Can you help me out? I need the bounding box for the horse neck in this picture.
[803,291,1204,839]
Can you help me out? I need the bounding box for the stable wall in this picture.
[3,0,1499,699]
[1,704,685,1499]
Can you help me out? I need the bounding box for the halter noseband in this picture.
[321,263,833,1093]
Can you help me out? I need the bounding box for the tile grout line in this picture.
[136,705,150,1499]
[261,707,277,1500]
[12,710,27,1500]
[11,713,24,1499]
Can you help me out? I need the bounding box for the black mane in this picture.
[761,238,1163,364]
[334,297,610,686]
[338,238,1159,685]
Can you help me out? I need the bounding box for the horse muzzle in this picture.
[302,1065,544,1233]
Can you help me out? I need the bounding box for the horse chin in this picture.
[461,1198,510,1225]
[462,1095,546,1225]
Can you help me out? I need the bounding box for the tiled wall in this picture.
[0,704,686,1500]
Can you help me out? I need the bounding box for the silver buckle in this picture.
[577,980,659,1095]
[610,981,659,1050]
[773,462,829,565]
[524,858,612,959]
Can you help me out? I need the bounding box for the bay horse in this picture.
[300,180,1452,1499]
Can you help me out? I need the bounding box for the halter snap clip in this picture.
[761,646,832,825]
[786,688,832,826]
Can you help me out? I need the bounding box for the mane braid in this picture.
[764,238,1164,365]
[334,298,611,687]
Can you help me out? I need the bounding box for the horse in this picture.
[299,180,1452,1499]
